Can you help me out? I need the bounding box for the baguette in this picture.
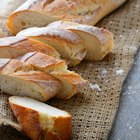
[9,96,72,140]
[50,71,88,100]
[0,58,26,74]
[48,21,114,61]
[0,52,87,100]
[17,27,86,66]
[0,36,60,59]
[7,0,127,34]
[18,52,68,73]
[0,71,61,101]
[19,52,88,99]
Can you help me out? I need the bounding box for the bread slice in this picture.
[0,58,25,74]
[50,71,88,100]
[0,58,11,70]
[18,52,87,99]
[18,52,68,73]
[9,96,72,140]
[0,53,87,100]
[17,27,86,66]
[48,21,114,61]
[7,0,127,34]
[0,36,60,59]
[0,71,61,101]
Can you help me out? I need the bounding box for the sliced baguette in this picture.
[17,27,86,66]
[48,21,114,61]
[19,52,87,99]
[19,52,88,99]
[0,53,87,100]
[0,71,61,101]
[0,36,60,59]
[50,71,88,100]
[9,96,72,140]
[7,0,127,34]
[0,58,25,74]
[18,52,68,73]
[0,58,11,70]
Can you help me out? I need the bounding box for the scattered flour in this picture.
[134,5,139,8]
[123,86,136,95]
[116,69,124,76]
[89,83,101,92]
[101,68,108,75]
[119,35,123,38]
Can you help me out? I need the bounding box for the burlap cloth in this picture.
[0,0,140,139]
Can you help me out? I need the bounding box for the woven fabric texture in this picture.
[0,0,140,139]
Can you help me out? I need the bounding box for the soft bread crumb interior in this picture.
[10,96,70,117]
[0,74,45,101]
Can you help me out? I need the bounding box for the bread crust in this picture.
[48,21,114,61]
[9,96,72,140]
[19,52,67,73]
[17,27,86,66]
[51,71,88,100]
[7,0,127,34]
[0,36,60,59]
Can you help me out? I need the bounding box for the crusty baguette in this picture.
[0,58,26,74]
[17,27,86,66]
[9,96,72,140]
[50,71,88,100]
[18,52,68,73]
[0,36,60,59]
[0,58,11,70]
[7,0,127,34]
[48,21,114,61]
[0,53,87,100]
[0,71,61,101]
[18,52,87,99]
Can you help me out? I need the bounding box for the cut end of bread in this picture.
[17,26,86,66]
[0,71,61,102]
[47,20,114,61]
[0,36,60,59]
[7,10,59,35]
[51,71,88,100]
[19,52,68,73]
[9,96,72,140]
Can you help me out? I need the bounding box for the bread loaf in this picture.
[18,52,68,73]
[48,21,114,61]
[17,27,86,66]
[0,52,87,100]
[51,71,88,100]
[9,96,72,140]
[0,71,61,101]
[7,0,127,34]
[18,52,88,99]
[0,36,60,59]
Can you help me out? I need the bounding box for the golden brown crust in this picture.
[17,27,86,66]
[9,103,43,140]
[0,59,11,71]
[12,38,60,58]
[0,36,59,58]
[48,21,114,61]
[7,0,127,34]
[22,52,67,72]
[53,116,72,140]
[51,71,88,100]
[9,97,72,140]
[1,59,24,74]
